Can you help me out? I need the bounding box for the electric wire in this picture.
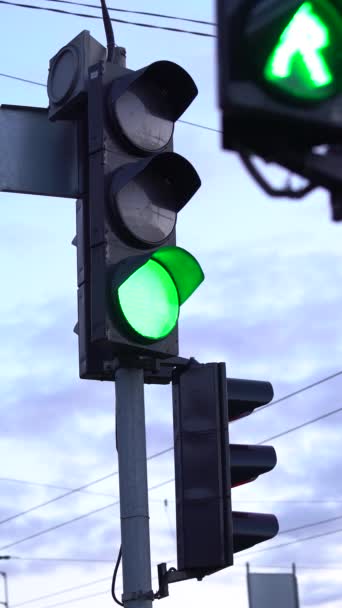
[111,545,123,606]
[256,370,342,413]
[0,0,215,37]
[1,383,342,529]
[0,479,174,550]
[9,556,113,563]
[1,403,340,529]
[100,0,115,61]
[12,576,110,607]
[1,396,341,549]
[0,477,341,504]
[0,471,117,526]
[10,563,342,608]
[12,560,168,607]
[0,72,46,86]
[257,406,342,445]
[5,503,342,568]
[0,476,114,497]
[239,524,342,557]
[0,448,172,526]
[279,513,342,537]
[28,589,109,608]
[39,0,214,26]
[21,574,159,608]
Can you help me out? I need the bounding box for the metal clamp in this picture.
[154,563,209,600]
[112,354,199,385]
[122,590,155,602]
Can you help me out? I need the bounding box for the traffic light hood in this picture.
[111,246,204,306]
[108,60,198,123]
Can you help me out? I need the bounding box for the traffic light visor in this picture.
[114,246,204,341]
[263,1,342,101]
[109,60,198,153]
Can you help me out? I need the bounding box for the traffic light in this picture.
[172,361,278,577]
[217,0,342,154]
[48,32,204,380]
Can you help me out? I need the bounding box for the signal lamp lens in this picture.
[117,259,179,340]
[114,83,173,153]
[263,1,342,101]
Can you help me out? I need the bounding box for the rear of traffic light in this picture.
[48,33,204,380]
[217,0,342,153]
[172,361,278,576]
[227,377,278,553]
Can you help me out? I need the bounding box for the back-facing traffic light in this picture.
[172,361,278,577]
[48,32,204,379]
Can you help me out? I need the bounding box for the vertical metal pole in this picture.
[292,563,301,608]
[0,572,8,608]
[246,563,252,608]
[115,367,153,608]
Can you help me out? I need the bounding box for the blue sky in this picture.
[1,1,342,608]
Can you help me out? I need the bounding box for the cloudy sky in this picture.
[1,1,342,608]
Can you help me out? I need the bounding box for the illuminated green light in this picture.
[264,2,334,100]
[118,259,179,340]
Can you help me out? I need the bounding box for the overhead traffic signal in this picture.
[47,31,204,380]
[217,0,342,155]
[172,361,278,577]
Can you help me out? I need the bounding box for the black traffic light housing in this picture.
[217,0,342,151]
[172,361,278,577]
[47,30,106,121]
[48,33,204,380]
[216,0,342,197]
[80,59,203,380]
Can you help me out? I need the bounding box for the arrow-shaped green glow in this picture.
[264,2,333,98]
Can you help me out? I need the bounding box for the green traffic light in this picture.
[118,259,179,340]
[264,1,341,101]
[115,246,204,342]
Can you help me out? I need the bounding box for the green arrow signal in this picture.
[264,2,335,101]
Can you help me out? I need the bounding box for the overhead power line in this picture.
[239,524,342,557]
[258,406,342,445]
[0,71,221,133]
[7,517,342,606]
[0,479,173,550]
[12,576,110,607]
[0,448,172,527]
[40,0,214,26]
[0,476,114,497]
[31,589,109,608]
[257,370,342,414]
[0,0,215,37]
[0,72,46,86]
[10,561,342,608]
[2,403,341,530]
[0,471,117,526]
[1,391,341,546]
[279,513,342,537]
[1,370,342,528]
[10,556,112,563]
[11,557,170,608]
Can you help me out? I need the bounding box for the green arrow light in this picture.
[114,246,204,341]
[264,2,336,101]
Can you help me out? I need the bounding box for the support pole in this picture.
[115,367,153,608]
[0,572,8,608]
